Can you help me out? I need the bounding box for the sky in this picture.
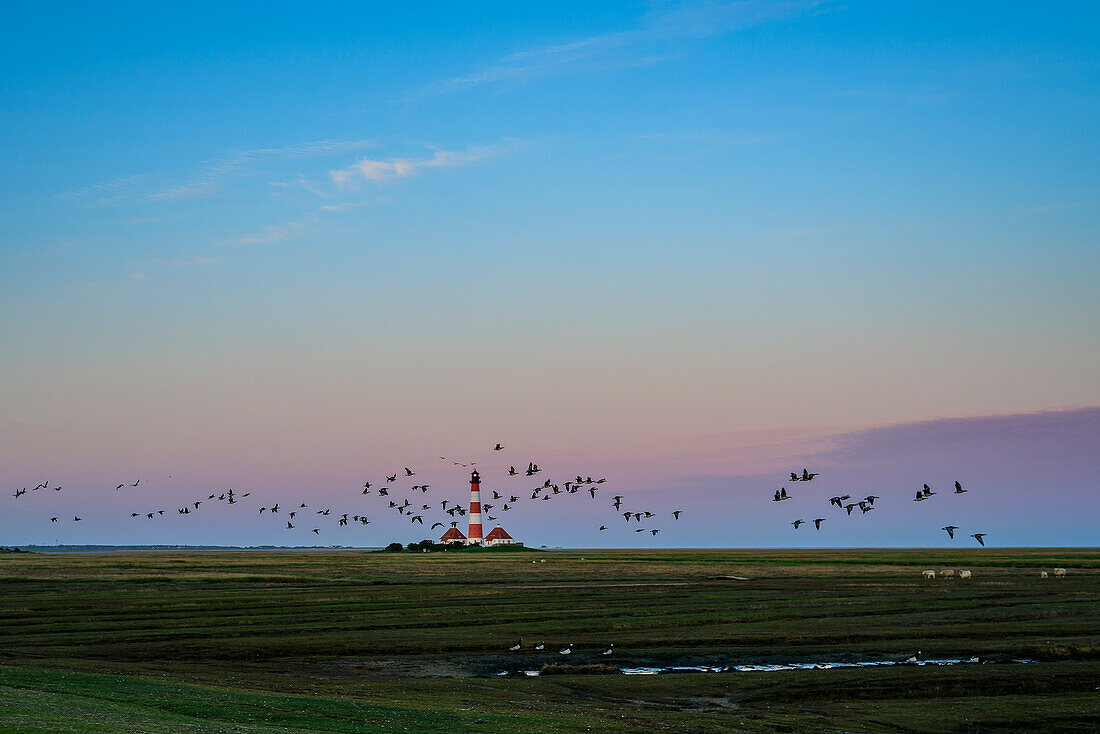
[1,1,1098,547]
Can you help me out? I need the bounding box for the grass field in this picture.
[1,548,1098,732]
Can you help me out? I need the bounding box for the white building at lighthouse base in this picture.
[483,526,520,547]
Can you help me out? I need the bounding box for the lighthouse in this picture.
[438,469,522,548]
[467,470,483,545]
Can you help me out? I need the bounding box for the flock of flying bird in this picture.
[8,443,678,542]
[11,451,986,547]
[777,470,988,545]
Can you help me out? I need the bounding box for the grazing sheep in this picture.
[940,569,955,578]
[1054,567,1067,578]
[1040,571,1049,579]
[959,570,972,579]
[922,570,936,579]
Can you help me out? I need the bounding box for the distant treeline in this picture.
[16,545,383,553]
[382,540,535,552]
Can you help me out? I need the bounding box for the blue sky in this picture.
[1,2,1098,546]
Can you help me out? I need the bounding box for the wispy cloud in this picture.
[159,255,221,267]
[236,222,306,245]
[130,272,148,281]
[412,1,824,99]
[329,143,511,186]
[320,201,371,212]
[57,139,376,206]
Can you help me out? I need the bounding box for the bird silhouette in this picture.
[813,518,826,530]
[672,510,682,519]
[942,525,959,539]
[971,533,987,546]
[494,444,504,451]
[954,481,967,494]
[792,519,805,529]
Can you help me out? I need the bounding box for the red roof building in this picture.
[484,525,519,547]
[439,527,467,545]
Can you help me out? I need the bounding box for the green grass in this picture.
[1,548,1097,732]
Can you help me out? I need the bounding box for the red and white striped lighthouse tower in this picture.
[467,470,483,545]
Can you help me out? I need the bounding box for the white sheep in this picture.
[1054,567,1067,578]
[959,570,971,579]
[922,569,936,579]
[1040,571,1049,579]
[940,569,955,578]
